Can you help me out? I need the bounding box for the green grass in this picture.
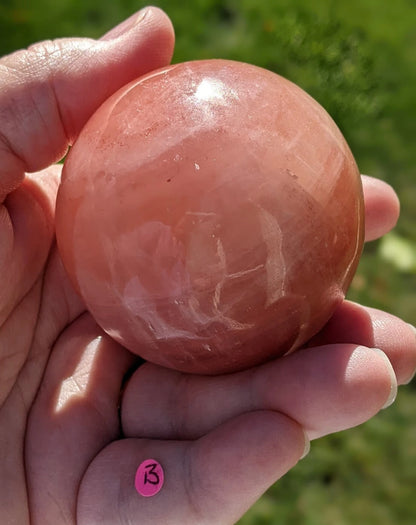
[1,1,416,524]
[239,386,416,525]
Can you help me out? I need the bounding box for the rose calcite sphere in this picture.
[56,59,364,375]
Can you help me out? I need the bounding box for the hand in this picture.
[1,8,415,525]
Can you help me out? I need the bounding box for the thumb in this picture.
[77,411,307,525]
[0,6,174,198]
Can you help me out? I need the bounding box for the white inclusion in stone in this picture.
[123,275,205,340]
[257,206,287,307]
[118,221,210,340]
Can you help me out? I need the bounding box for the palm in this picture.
[1,8,415,525]
[1,218,299,525]
[0,167,83,521]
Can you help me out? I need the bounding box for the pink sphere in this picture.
[56,59,364,374]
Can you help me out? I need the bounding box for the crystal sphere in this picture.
[56,59,364,374]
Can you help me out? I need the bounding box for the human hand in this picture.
[1,7,415,525]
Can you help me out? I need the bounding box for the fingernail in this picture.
[370,347,398,409]
[100,7,150,41]
[408,323,416,337]
[403,323,416,385]
[300,431,311,459]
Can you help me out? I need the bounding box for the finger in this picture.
[121,343,396,442]
[26,313,134,525]
[0,165,60,324]
[362,175,400,242]
[0,6,174,198]
[77,411,306,525]
[306,300,416,384]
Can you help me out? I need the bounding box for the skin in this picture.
[0,6,415,525]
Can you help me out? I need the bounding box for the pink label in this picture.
[135,459,164,497]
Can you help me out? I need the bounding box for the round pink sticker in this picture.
[135,459,164,497]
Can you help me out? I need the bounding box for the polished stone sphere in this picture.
[56,59,364,374]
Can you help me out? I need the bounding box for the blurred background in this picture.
[1,0,415,523]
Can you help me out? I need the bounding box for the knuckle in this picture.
[0,43,68,172]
